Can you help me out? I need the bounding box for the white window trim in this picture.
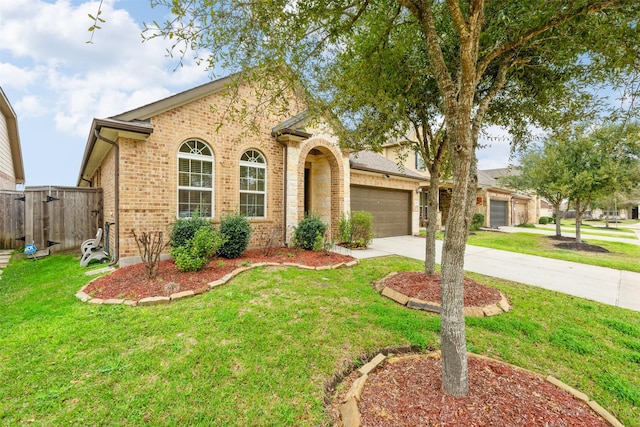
[239,150,267,219]
[177,140,214,219]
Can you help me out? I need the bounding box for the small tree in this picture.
[131,230,168,279]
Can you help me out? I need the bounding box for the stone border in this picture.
[339,351,625,427]
[75,259,359,307]
[372,272,512,317]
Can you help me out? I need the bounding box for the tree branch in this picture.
[477,0,621,79]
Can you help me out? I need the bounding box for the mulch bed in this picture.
[547,236,610,253]
[383,271,503,307]
[345,353,610,426]
[83,248,355,301]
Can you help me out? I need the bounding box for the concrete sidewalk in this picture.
[347,236,640,312]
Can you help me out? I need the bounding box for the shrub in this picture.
[539,217,549,225]
[171,213,212,249]
[131,230,168,279]
[173,227,227,272]
[218,213,252,259]
[292,215,327,250]
[338,210,374,248]
[470,213,485,231]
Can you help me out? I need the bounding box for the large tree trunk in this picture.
[440,119,472,397]
[424,165,441,275]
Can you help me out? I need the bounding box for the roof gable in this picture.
[112,73,239,121]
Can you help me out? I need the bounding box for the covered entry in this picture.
[490,200,508,227]
[351,185,411,237]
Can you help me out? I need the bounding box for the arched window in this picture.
[177,140,213,217]
[239,149,266,218]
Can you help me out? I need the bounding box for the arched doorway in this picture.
[297,141,344,239]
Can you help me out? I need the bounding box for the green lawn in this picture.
[466,231,640,272]
[1,254,639,426]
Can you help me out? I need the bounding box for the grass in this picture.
[465,231,640,272]
[1,254,639,426]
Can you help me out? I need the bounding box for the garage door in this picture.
[351,186,411,237]
[490,200,507,227]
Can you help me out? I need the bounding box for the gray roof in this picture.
[482,167,520,180]
[350,150,426,180]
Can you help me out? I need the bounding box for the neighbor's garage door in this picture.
[490,200,508,227]
[351,186,411,238]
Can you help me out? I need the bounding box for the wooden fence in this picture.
[0,186,103,252]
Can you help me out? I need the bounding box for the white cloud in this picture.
[1,0,208,136]
[15,95,48,117]
[0,63,43,89]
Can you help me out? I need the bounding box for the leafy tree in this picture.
[561,123,640,242]
[503,143,573,237]
[138,0,639,397]
[509,122,640,242]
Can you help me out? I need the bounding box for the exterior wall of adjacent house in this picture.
[382,144,429,176]
[0,111,17,190]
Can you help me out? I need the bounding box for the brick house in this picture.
[77,74,423,266]
[0,87,25,190]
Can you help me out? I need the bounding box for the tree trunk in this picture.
[424,165,441,275]
[440,121,471,397]
[554,204,563,237]
[575,212,582,244]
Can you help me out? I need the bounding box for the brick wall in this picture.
[92,82,303,263]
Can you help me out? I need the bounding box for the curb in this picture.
[76,259,359,307]
[338,351,625,427]
[372,272,512,317]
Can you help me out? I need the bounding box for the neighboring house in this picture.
[0,87,25,190]
[381,142,544,228]
[77,74,423,266]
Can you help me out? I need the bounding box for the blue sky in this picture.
[1,0,514,187]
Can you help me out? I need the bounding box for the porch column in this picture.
[285,143,301,243]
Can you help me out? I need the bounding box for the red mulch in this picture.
[350,353,610,426]
[383,271,503,307]
[83,248,355,300]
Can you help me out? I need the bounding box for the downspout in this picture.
[94,129,119,265]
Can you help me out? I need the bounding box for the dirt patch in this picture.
[83,248,355,301]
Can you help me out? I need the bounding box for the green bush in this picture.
[173,227,227,272]
[218,213,252,259]
[470,213,485,231]
[292,215,327,251]
[171,213,212,248]
[539,217,549,225]
[338,210,374,248]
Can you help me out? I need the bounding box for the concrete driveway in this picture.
[346,236,640,312]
